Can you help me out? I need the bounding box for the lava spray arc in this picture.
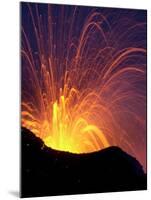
[21,3,147,169]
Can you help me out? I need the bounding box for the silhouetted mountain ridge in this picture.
[21,127,147,198]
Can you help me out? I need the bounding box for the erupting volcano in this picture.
[21,3,147,170]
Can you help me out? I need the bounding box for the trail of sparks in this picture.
[21,3,147,169]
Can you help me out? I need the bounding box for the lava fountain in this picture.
[21,3,147,168]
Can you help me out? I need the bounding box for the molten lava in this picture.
[44,93,110,152]
[22,86,110,153]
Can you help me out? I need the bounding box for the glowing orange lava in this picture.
[44,94,109,152]
[22,82,110,153]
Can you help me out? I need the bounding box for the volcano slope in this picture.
[21,127,147,198]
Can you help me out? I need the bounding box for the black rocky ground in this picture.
[21,127,147,198]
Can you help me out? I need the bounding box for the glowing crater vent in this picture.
[43,95,110,153]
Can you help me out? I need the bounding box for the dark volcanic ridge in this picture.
[21,127,147,198]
